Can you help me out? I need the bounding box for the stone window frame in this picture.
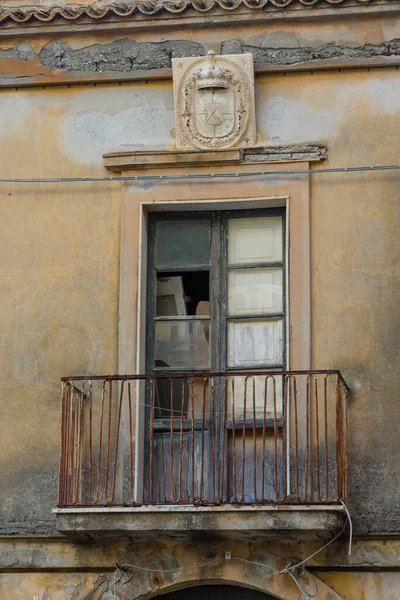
[115,159,311,502]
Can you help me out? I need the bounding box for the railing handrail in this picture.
[62,370,350,394]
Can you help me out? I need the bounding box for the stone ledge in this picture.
[103,145,326,173]
[103,149,243,172]
[55,505,345,541]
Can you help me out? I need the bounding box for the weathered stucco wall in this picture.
[0,66,399,535]
[0,9,400,596]
[0,84,125,532]
[2,538,400,599]
[1,570,400,600]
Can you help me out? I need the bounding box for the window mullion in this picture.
[219,213,229,373]
[210,212,222,372]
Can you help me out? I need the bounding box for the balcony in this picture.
[55,371,349,540]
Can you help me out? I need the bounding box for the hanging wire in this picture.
[113,506,351,599]
[0,163,399,183]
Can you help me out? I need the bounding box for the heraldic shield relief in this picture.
[172,52,256,151]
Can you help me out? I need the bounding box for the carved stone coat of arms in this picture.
[172,52,256,151]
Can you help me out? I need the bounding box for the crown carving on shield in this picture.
[193,51,232,90]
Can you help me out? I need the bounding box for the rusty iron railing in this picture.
[58,371,349,507]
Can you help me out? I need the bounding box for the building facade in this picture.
[0,0,400,598]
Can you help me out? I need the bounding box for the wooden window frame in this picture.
[142,208,287,502]
[145,207,287,375]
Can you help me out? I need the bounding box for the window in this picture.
[146,209,286,376]
[145,209,286,502]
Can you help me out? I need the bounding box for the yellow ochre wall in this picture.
[0,26,399,599]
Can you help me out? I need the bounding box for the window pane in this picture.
[228,216,283,264]
[156,220,210,266]
[155,320,210,369]
[156,272,210,317]
[228,268,282,315]
[227,318,283,367]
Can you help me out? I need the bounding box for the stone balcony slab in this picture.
[54,504,345,542]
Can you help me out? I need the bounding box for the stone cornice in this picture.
[0,0,398,26]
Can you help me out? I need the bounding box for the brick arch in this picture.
[84,548,343,600]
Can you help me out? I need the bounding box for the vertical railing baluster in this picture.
[59,382,66,506]
[128,382,134,505]
[344,385,349,502]
[104,381,113,505]
[190,378,195,503]
[199,377,208,503]
[323,375,329,502]
[169,378,174,503]
[64,384,72,506]
[302,375,310,502]
[58,382,67,506]
[178,379,185,503]
[211,377,216,503]
[149,378,155,504]
[292,376,299,502]
[241,377,247,503]
[251,377,257,502]
[261,377,267,503]
[315,376,321,502]
[281,375,288,503]
[88,381,93,506]
[220,376,227,503]
[76,382,86,506]
[93,381,106,506]
[109,380,125,505]
[70,388,77,505]
[273,376,279,502]
[231,378,237,502]
[336,374,342,501]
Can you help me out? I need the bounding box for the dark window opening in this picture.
[156,271,210,317]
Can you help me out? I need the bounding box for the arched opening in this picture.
[157,585,276,600]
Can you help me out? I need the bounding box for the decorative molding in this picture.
[173,52,256,151]
[0,0,394,25]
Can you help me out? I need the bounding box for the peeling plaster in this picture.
[0,41,35,61]
[38,39,205,72]
[0,85,175,167]
[74,95,174,148]
[260,95,338,144]
[1,38,400,76]
[68,92,174,163]
[221,39,400,66]
[257,74,400,144]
